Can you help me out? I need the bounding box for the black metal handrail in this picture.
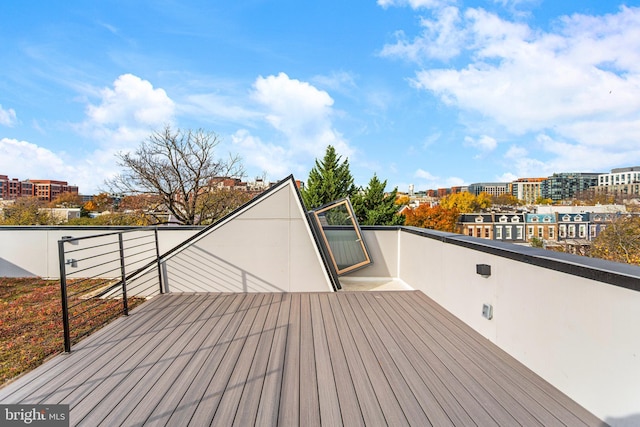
[58,227,163,352]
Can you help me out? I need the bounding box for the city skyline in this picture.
[1,0,639,194]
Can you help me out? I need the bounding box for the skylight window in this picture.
[310,199,372,275]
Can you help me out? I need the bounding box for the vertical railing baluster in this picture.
[154,228,163,294]
[58,240,71,353]
[118,233,129,316]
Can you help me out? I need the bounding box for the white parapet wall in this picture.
[393,226,640,425]
[0,227,201,279]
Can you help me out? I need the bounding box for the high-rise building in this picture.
[27,179,78,202]
[511,177,546,204]
[540,173,601,202]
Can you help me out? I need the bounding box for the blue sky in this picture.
[1,0,639,194]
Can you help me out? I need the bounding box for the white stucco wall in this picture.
[162,180,334,293]
[342,228,400,279]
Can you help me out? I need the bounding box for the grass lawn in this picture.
[0,277,145,385]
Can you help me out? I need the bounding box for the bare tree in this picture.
[108,126,245,225]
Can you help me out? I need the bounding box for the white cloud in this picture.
[311,71,357,93]
[80,74,175,148]
[251,72,353,160]
[391,5,640,172]
[496,172,518,182]
[464,135,497,151]
[377,0,454,10]
[180,93,258,124]
[0,138,73,180]
[0,105,17,127]
[500,143,549,178]
[381,7,465,62]
[422,132,442,148]
[414,168,464,188]
[0,138,124,193]
[231,129,294,179]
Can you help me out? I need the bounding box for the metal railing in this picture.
[58,228,163,352]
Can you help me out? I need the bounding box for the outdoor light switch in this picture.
[66,259,78,268]
[476,264,491,277]
[482,304,493,320]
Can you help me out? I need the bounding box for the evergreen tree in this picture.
[301,145,356,209]
[352,174,405,226]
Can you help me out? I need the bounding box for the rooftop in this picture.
[0,292,602,426]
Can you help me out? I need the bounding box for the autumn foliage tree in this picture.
[404,204,460,232]
[591,215,640,266]
[0,197,52,225]
[49,192,82,208]
[492,193,520,207]
[395,195,410,206]
[439,192,491,213]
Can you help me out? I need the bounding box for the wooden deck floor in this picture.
[0,291,604,426]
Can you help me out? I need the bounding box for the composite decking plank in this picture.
[399,291,572,427]
[379,292,512,425]
[116,294,240,426]
[232,293,284,427]
[0,291,605,427]
[318,293,364,427]
[327,293,391,425]
[389,292,540,426]
[86,293,230,427]
[27,294,203,406]
[254,293,291,426]
[309,293,343,427]
[411,290,602,426]
[211,294,275,425]
[187,294,267,426]
[137,294,246,427]
[349,292,452,426]
[64,294,213,421]
[299,293,321,427]
[401,291,582,426]
[344,292,436,426]
[161,293,258,426]
[363,292,495,427]
[0,293,176,402]
[278,292,301,426]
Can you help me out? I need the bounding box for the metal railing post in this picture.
[58,240,72,353]
[154,228,164,294]
[118,233,129,316]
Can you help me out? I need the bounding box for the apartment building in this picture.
[0,175,33,200]
[29,179,79,202]
[0,175,79,201]
[511,177,546,204]
[540,172,602,202]
[467,182,510,197]
[594,166,640,198]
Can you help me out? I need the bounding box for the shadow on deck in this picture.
[0,291,604,426]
